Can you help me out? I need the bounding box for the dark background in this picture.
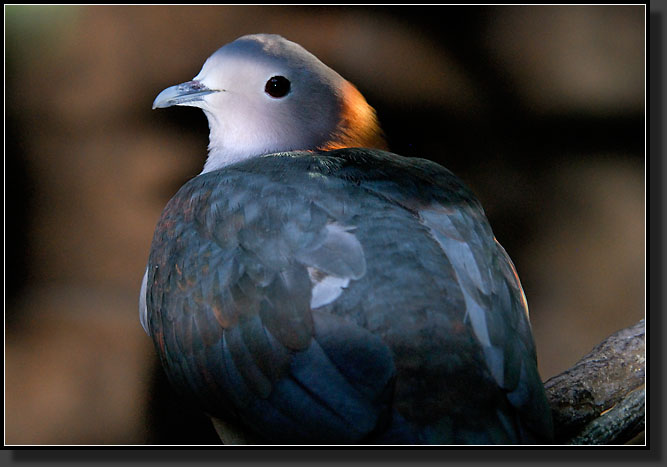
[5,5,646,445]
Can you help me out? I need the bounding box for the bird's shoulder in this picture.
[231,147,480,207]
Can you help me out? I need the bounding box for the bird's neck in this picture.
[200,110,258,173]
[318,81,388,153]
[201,143,252,174]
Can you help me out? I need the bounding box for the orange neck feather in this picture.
[319,81,388,152]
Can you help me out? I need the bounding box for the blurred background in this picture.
[5,5,645,445]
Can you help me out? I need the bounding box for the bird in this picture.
[141,33,554,445]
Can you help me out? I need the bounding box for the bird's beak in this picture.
[152,80,220,109]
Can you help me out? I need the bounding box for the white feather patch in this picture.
[139,268,150,336]
[307,267,351,309]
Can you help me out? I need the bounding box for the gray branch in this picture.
[544,319,646,445]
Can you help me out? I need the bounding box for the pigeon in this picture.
[141,33,553,445]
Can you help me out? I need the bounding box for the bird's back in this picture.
[144,148,553,444]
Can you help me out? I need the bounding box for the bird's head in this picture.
[153,34,386,173]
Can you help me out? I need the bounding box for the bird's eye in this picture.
[265,76,291,98]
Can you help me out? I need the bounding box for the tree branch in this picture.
[544,319,646,445]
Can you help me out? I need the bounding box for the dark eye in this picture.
[265,76,291,98]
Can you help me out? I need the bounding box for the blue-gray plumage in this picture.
[142,34,553,444]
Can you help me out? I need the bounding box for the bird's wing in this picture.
[333,149,553,442]
[145,163,396,443]
[416,202,553,442]
[145,148,552,444]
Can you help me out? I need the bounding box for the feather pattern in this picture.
[145,148,553,444]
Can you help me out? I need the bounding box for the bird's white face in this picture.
[154,34,356,173]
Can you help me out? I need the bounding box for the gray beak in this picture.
[152,80,219,109]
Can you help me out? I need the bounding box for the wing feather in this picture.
[144,148,552,443]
